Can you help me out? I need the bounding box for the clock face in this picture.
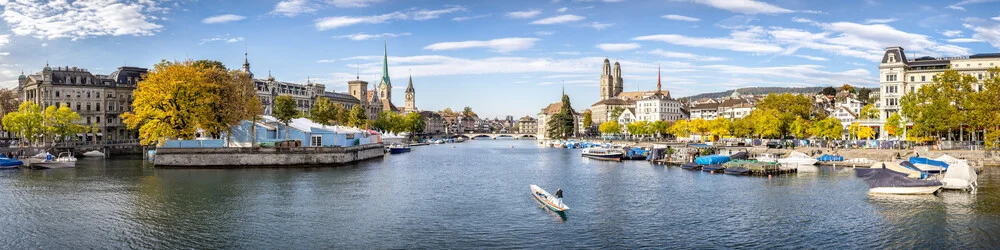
[407,93,413,99]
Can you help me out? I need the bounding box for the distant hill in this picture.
[679,87,827,100]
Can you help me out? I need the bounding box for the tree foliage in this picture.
[790,117,810,138]
[732,117,754,138]
[403,112,426,135]
[858,104,879,120]
[885,112,903,138]
[348,105,368,129]
[310,98,343,126]
[0,88,17,117]
[582,109,593,128]
[609,107,624,121]
[462,106,477,118]
[808,117,843,140]
[900,70,974,140]
[689,118,710,141]
[546,94,576,139]
[969,67,1000,148]
[43,104,86,142]
[750,109,782,139]
[2,101,45,145]
[755,93,813,138]
[708,117,731,141]
[124,60,227,145]
[272,95,299,140]
[599,121,622,135]
[821,86,837,96]
[669,119,691,138]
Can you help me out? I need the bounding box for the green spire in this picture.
[381,38,391,88]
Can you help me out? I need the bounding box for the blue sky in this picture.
[1,0,999,118]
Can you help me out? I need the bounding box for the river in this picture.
[1,140,999,248]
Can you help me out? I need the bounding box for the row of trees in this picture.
[900,68,1000,148]
[2,102,92,146]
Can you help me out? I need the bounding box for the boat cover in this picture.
[860,168,942,188]
[730,152,749,160]
[702,164,725,171]
[909,157,949,169]
[788,151,810,158]
[934,154,967,165]
[681,162,701,169]
[724,167,750,175]
[817,154,844,161]
[0,157,23,167]
[941,163,977,189]
[696,155,731,165]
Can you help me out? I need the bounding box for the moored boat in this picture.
[581,148,623,161]
[30,152,77,169]
[724,167,750,175]
[681,162,702,170]
[388,144,411,154]
[82,150,105,158]
[0,156,23,169]
[777,151,818,166]
[858,167,941,195]
[530,184,569,212]
[940,163,977,191]
[701,164,725,172]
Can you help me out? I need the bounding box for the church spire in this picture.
[656,64,662,94]
[242,44,252,77]
[406,70,414,93]
[381,38,391,87]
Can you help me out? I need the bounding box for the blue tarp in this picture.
[696,155,731,165]
[817,154,844,162]
[909,157,949,169]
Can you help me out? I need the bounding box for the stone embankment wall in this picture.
[154,143,385,167]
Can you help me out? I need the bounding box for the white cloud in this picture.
[317,59,337,63]
[963,18,1000,49]
[272,0,317,17]
[947,0,999,12]
[791,17,813,23]
[412,6,465,20]
[794,55,829,61]
[202,14,246,24]
[314,6,464,30]
[555,51,580,55]
[589,22,614,30]
[453,14,490,21]
[0,34,8,49]
[947,38,983,43]
[634,27,783,53]
[690,0,794,15]
[947,5,965,11]
[531,14,585,24]
[596,43,640,52]
[662,14,699,22]
[199,36,245,45]
[424,38,540,52]
[993,16,1000,21]
[942,30,963,37]
[648,49,727,61]
[557,7,568,12]
[700,64,873,87]
[769,22,969,61]
[328,0,384,8]
[507,9,542,19]
[0,52,9,56]
[334,32,412,41]
[535,31,555,36]
[864,18,897,24]
[0,0,164,40]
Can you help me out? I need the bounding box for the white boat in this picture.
[82,150,106,158]
[756,153,779,163]
[777,151,818,166]
[940,163,978,190]
[934,154,968,166]
[530,185,569,212]
[869,186,942,195]
[581,147,623,161]
[868,162,923,179]
[31,151,49,159]
[30,152,77,169]
[843,158,877,166]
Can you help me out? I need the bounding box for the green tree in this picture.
[582,109,593,128]
[708,117,731,141]
[272,95,299,140]
[754,93,813,138]
[599,120,622,135]
[901,70,974,140]
[462,106,477,118]
[750,109,782,139]
[885,112,903,139]
[403,112,426,136]
[790,117,810,138]
[821,87,837,96]
[202,66,262,143]
[349,105,369,129]
[546,94,576,139]
[732,117,754,138]
[969,67,1000,148]
[808,117,843,140]
[847,122,861,140]
[43,104,85,142]
[651,120,671,139]
[859,104,879,120]
[627,121,649,138]
[309,97,342,126]
[2,101,45,146]
[609,107,624,121]
[0,89,17,116]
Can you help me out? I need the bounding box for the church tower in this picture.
[405,73,416,113]
[612,61,623,97]
[378,39,392,106]
[242,50,253,78]
[599,58,612,100]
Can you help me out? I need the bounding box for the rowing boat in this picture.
[530,184,569,212]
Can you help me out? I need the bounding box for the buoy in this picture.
[452,146,456,148]
[710,170,715,174]
[511,145,514,148]
[768,174,772,178]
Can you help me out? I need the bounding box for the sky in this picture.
[0,0,999,118]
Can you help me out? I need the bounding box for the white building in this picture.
[688,103,719,120]
[635,69,683,122]
[617,107,637,125]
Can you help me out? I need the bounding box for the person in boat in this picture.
[555,188,563,198]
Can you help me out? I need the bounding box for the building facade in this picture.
[635,69,684,122]
[518,116,537,134]
[17,64,145,141]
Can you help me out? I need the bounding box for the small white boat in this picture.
[934,154,968,166]
[30,152,77,169]
[940,163,978,190]
[581,147,623,161]
[82,150,106,158]
[777,151,818,166]
[530,185,569,212]
[756,153,779,163]
[843,158,877,166]
[869,186,942,195]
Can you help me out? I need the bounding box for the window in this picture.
[979,74,983,80]
[76,103,81,111]
[96,117,100,124]
[86,103,91,111]
[311,135,322,147]
[910,76,914,82]
[886,74,897,82]
[921,76,925,82]
[86,117,91,124]
[55,91,60,97]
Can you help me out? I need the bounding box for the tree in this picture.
[651,120,671,139]
[599,121,622,135]
[310,98,342,126]
[124,60,223,146]
[2,101,45,146]
[200,64,262,143]
[441,108,455,116]
[708,117,731,141]
[885,112,903,138]
[750,109,782,139]
[609,107,624,121]
[462,106,477,118]
[732,117,754,138]
[272,95,298,140]
[858,126,876,139]
[808,117,843,140]
[0,89,17,117]
[821,86,837,96]
[859,104,879,120]
[582,109,593,128]
[840,84,855,93]
[901,70,974,140]
[857,88,874,104]
[669,119,691,138]
[969,67,1000,148]
[755,93,813,138]
[403,112,426,136]
[43,104,85,142]
[348,105,368,129]
[790,117,810,139]
[848,122,861,140]
[627,121,649,138]
[689,118,711,141]
[546,94,576,139]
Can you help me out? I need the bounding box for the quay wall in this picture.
[154,143,385,167]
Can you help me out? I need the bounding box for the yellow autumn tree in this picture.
[124,60,223,145]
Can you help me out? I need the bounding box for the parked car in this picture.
[766,141,783,149]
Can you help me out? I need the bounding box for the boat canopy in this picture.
[817,154,844,161]
[788,151,810,158]
[859,168,942,188]
[696,155,731,165]
[868,162,922,179]
[941,163,977,189]
[909,157,949,169]
[934,154,967,165]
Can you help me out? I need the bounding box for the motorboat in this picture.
[817,154,844,162]
[30,152,77,169]
[940,163,978,191]
[82,150,106,158]
[530,184,569,212]
[680,162,702,170]
[454,137,466,143]
[934,154,968,166]
[701,164,725,172]
[756,153,779,163]
[581,147,623,161]
[857,167,942,195]
[843,158,877,167]
[622,147,649,161]
[695,155,731,165]
[387,144,411,154]
[777,151,818,166]
[0,156,23,169]
[724,167,750,175]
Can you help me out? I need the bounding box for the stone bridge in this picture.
[454,133,536,140]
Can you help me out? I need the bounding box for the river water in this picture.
[1,140,999,249]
